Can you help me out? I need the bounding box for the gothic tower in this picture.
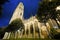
[9,2,24,24]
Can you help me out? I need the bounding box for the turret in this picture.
[9,2,24,24]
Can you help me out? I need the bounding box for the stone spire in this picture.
[9,2,24,24]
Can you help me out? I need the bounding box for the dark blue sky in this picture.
[0,0,40,27]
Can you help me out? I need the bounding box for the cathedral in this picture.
[3,2,60,39]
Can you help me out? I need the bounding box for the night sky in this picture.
[0,0,40,27]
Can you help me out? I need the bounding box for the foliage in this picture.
[36,0,60,23]
[0,27,6,39]
[53,32,60,39]
[5,18,24,32]
[50,27,60,39]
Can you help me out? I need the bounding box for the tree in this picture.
[0,27,6,39]
[36,0,60,39]
[50,27,60,39]
[36,0,60,29]
[36,0,60,23]
[0,0,9,17]
[5,18,24,32]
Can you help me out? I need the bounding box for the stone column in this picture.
[7,32,11,39]
[23,24,27,38]
[9,32,14,39]
[41,23,48,39]
[38,22,41,38]
[46,22,51,32]
[3,32,9,39]
[33,23,35,38]
[46,22,52,38]
[28,24,33,38]
[17,30,21,38]
[14,31,18,39]
[27,24,30,38]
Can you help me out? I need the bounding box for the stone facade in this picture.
[3,2,59,39]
